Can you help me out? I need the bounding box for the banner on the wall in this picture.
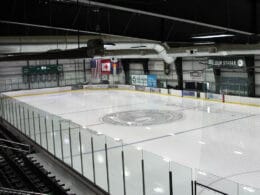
[131,74,157,87]
[131,75,147,86]
[208,57,246,69]
[147,75,157,87]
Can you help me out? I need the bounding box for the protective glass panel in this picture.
[106,136,124,195]
[92,133,108,191]
[124,145,143,195]
[170,161,192,195]
[80,128,94,182]
[143,150,169,195]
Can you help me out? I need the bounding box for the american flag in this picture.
[90,59,102,79]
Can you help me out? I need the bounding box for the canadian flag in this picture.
[101,59,111,74]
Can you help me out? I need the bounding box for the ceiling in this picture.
[0,0,259,47]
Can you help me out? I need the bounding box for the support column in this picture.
[213,68,221,94]
[27,60,31,89]
[83,59,87,82]
[121,60,130,84]
[142,59,149,75]
[175,57,183,90]
[246,56,255,97]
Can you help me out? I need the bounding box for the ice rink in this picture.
[8,88,260,191]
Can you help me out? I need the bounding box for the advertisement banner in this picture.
[208,57,245,69]
[147,74,157,87]
[131,74,157,87]
[131,75,146,86]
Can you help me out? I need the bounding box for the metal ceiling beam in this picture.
[64,0,254,36]
[0,20,159,43]
[0,35,156,44]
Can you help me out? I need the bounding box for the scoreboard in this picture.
[22,64,63,76]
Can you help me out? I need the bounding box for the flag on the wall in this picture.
[90,59,97,69]
[91,59,102,79]
[111,61,122,74]
[101,59,111,75]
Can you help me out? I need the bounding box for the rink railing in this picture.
[1,77,259,107]
[84,84,260,107]
[1,90,260,195]
[0,94,192,195]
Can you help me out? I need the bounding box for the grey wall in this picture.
[1,56,260,97]
[128,58,209,88]
[128,59,178,87]
[129,56,260,97]
[181,56,260,97]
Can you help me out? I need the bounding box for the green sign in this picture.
[23,64,63,75]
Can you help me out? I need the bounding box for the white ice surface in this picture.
[8,89,260,190]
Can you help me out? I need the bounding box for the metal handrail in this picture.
[0,138,30,153]
[0,138,30,147]
[0,187,47,195]
[0,144,30,153]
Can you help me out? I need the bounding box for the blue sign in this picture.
[147,75,157,87]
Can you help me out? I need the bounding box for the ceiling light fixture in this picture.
[192,34,234,39]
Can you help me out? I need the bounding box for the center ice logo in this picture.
[102,110,183,126]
